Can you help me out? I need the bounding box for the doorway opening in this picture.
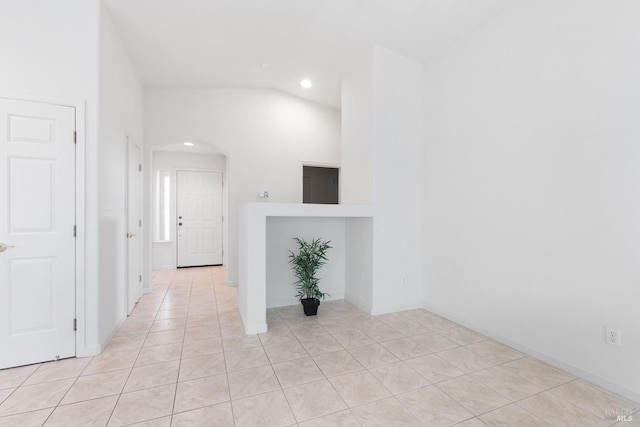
[151,142,228,272]
[302,165,339,204]
[126,136,143,315]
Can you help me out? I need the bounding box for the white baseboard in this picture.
[345,293,372,314]
[95,316,127,356]
[152,264,175,271]
[371,302,423,316]
[267,292,345,309]
[226,280,238,287]
[325,292,345,302]
[238,311,268,334]
[244,323,268,334]
[267,297,299,309]
[79,345,101,357]
[422,302,640,404]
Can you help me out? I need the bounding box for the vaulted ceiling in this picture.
[104,0,519,109]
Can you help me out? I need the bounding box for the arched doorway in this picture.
[149,141,229,275]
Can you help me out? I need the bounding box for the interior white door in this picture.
[176,170,223,267]
[126,137,142,314]
[0,98,76,368]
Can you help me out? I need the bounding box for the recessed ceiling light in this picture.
[184,142,194,147]
[300,79,312,88]
[261,61,271,69]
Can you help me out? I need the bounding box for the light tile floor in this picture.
[0,266,637,426]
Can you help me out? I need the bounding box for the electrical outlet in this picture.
[605,328,621,347]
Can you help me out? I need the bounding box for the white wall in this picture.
[0,1,144,354]
[341,45,424,315]
[341,49,374,205]
[145,89,341,284]
[0,0,102,353]
[345,218,374,312]
[152,151,227,271]
[98,4,145,346]
[371,46,424,314]
[0,1,99,102]
[423,0,640,401]
[266,217,346,308]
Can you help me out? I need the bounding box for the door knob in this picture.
[126,232,137,239]
[0,243,15,253]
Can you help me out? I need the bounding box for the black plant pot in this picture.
[301,298,320,316]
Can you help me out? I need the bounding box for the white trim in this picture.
[125,135,143,315]
[97,316,126,355]
[74,100,88,357]
[0,93,86,109]
[299,161,341,204]
[153,264,176,271]
[300,160,341,168]
[345,293,373,314]
[422,303,640,403]
[371,302,422,316]
[241,316,268,335]
[266,297,300,309]
[226,280,239,286]
[244,324,268,335]
[144,148,153,293]
[83,345,101,356]
[125,134,131,314]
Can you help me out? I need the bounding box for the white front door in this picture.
[176,170,223,267]
[0,98,76,368]
[126,137,142,314]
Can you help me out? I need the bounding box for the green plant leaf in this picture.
[288,237,332,301]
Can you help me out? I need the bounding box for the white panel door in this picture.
[126,138,142,314]
[0,98,76,368]
[176,171,223,267]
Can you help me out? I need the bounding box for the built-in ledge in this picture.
[238,203,373,334]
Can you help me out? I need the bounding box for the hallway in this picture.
[0,266,636,426]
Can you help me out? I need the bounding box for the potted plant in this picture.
[288,237,332,316]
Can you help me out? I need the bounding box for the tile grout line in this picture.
[0,267,630,426]
[169,269,193,425]
[105,270,174,427]
[211,268,239,427]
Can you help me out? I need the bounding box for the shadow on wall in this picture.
[98,218,124,344]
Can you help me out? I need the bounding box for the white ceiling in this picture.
[104,0,519,109]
